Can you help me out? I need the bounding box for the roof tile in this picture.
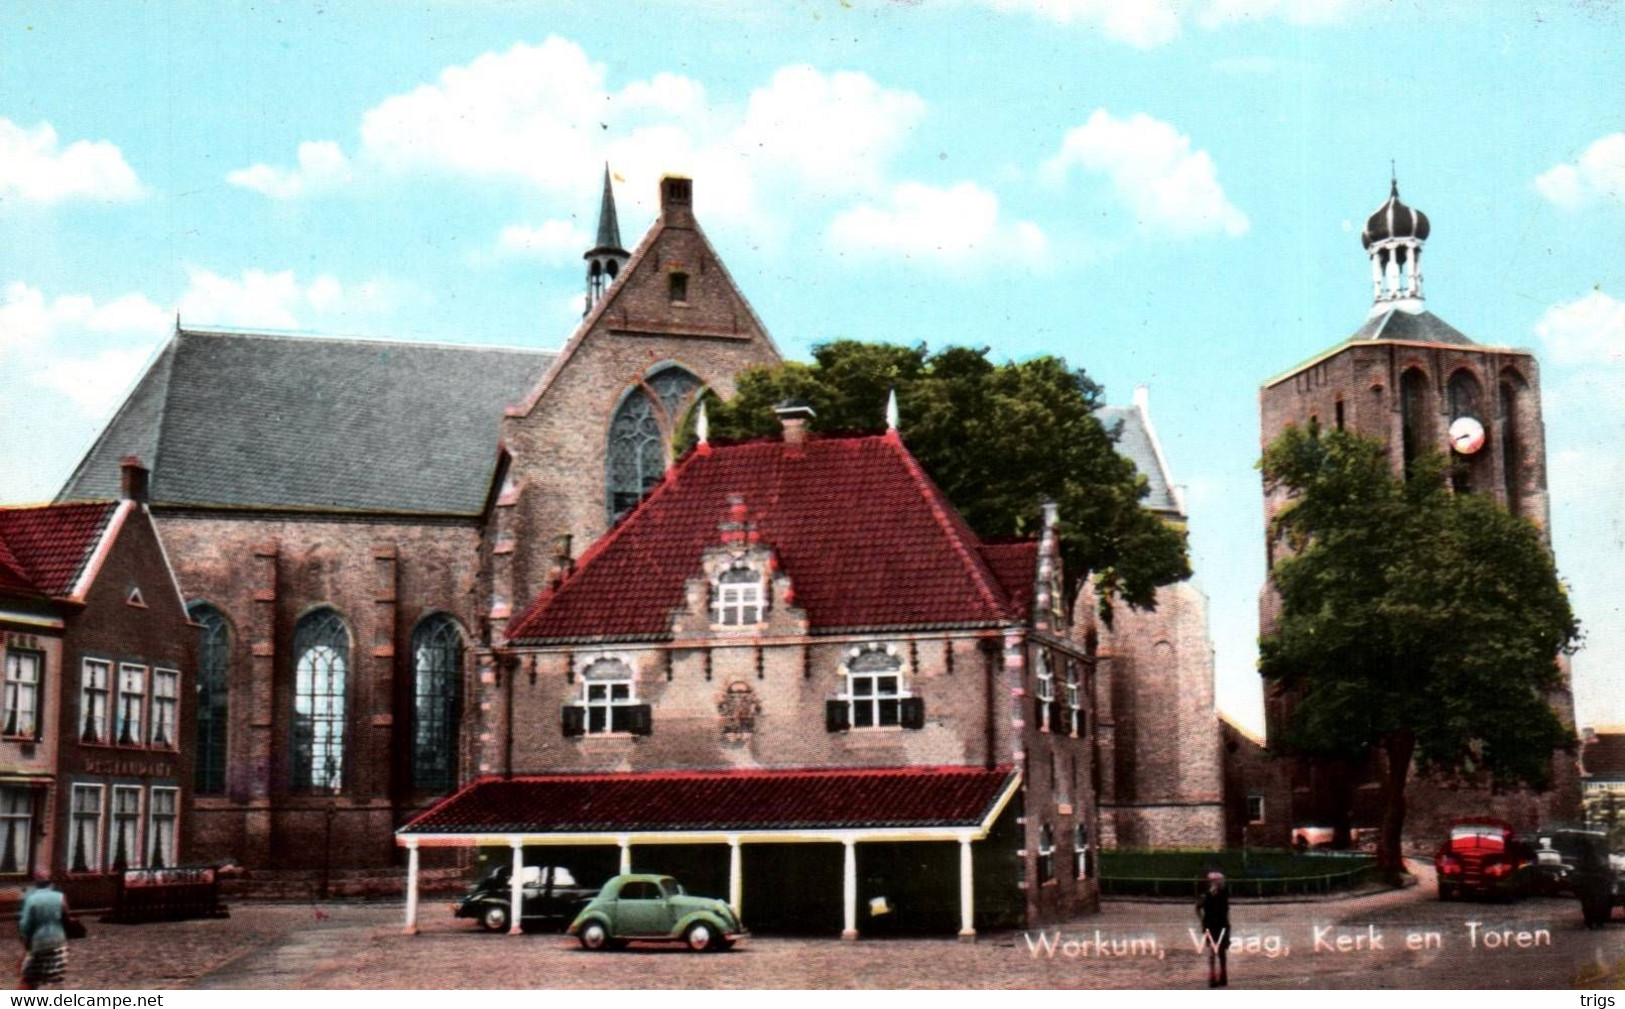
[0,501,117,597]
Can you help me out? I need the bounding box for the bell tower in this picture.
[584,165,630,316]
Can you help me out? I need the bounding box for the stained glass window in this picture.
[647,365,701,425]
[191,604,229,794]
[412,615,462,793]
[292,608,348,793]
[607,390,666,521]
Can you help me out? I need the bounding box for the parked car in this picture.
[454,864,600,932]
[1435,818,1536,900]
[567,873,745,952]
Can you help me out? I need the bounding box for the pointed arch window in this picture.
[1399,367,1432,478]
[292,608,348,793]
[606,365,703,522]
[412,615,463,793]
[190,603,230,794]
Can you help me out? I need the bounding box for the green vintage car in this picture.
[567,873,745,952]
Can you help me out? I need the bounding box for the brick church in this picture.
[56,169,1225,893]
[1255,179,1581,844]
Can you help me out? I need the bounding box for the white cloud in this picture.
[735,66,925,193]
[1535,290,1625,366]
[498,220,594,261]
[176,267,409,330]
[0,119,144,206]
[227,140,353,200]
[0,282,167,353]
[32,348,155,411]
[828,181,1047,267]
[968,0,1357,45]
[1535,134,1625,210]
[1042,109,1249,238]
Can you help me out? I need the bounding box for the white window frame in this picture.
[2,649,41,739]
[1038,822,1056,884]
[69,783,104,873]
[1074,822,1091,880]
[116,663,147,746]
[712,566,765,627]
[110,785,142,870]
[839,645,910,730]
[0,786,34,875]
[1065,660,1083,736]
[579,658,636,735]
[1246,793,1266,825]
[1034,650,1055,731]
[147,786,179,869]
[150,669,179,749]
[81,659,110,744]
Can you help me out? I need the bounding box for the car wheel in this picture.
[685,921,718,952]
[480,905,509,932]
[579,921,612,951]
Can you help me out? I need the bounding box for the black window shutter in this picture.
[627,703,653,736]
[825,699,850,733]
[900,696,925,730]
[1049,700,1069,737]
[561,705,585,737]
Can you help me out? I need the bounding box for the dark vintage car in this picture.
[567,873,745,952]
[1435,818,1536,900]
[454,864,600,932]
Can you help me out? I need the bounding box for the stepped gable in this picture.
[506,432,1018,643]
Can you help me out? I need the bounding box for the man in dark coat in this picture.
[1574,833,1615,930]
[1196,871,1230,987]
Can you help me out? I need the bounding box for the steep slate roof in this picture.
[1095,404,1182,516]
[400,765,1018,834]
[1351,308,1475,346]
[59,330,555,515]
[507,432,1017,643]
[1585,733,1625,780]
[0,502,117,597]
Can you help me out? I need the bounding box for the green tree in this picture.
[701,340,1190,612]
[1259,425,1579,875]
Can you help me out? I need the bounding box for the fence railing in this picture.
[1099,861,1376,898]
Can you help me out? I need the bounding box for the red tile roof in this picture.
[400,764,1018,835]
[978,540,1038,622]
[0,502,118,598]
[507,433,1018,642]
[1586,733,1625,779]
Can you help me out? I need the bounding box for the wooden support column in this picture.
[728,836,742,919]
[403,839,420,935]
[958,835,976,942]
[841,838,858,941]
[508,840,524,935]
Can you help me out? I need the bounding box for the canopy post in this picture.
[402,838,420,935]
[619,835,632,874]
[841,838,858,941]
[508,839,524,935]
[958,833,976,942]
[728,836,743,919]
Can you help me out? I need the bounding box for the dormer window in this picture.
[713,565,764,627]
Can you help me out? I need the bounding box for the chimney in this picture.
[660,175,695,226]
[120,456,149,504]
[773,400,816,450]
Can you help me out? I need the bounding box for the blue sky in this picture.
[2,0,1622,736]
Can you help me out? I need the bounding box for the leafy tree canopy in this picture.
[700,340,1191,613]
[1258,425,1578,869]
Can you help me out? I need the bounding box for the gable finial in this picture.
[1390,158,1398,196]
[885,388,899,432]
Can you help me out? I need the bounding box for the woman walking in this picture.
[1196,871,1231,988]
[17,872,68,990]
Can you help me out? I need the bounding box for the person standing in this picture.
[1196,871,1231,988]
[17,872,68,990]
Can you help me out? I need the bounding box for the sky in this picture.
[2,0,1622,737]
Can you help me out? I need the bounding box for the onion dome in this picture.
[1360,179,1430,249]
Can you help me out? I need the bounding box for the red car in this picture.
[1435,818,1535,900]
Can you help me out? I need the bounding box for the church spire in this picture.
[584,165,631,317]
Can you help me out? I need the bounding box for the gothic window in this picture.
[0,787,32,875]
[647,365,701,424]
[69,784,102,873]
[607,390,666,521]
[1499,369,1533,517]
[412,615,463,793]
[292,608,348,793]
[713,565,765,627]
[1399,367,1432,478]
[190,604,229,794]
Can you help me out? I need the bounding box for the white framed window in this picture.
[81,659,110,743]
[1065,660,1083,736]
[712,566,765,627]
[68,784,103,873]
[116,664,147,746]
[2,649,41,738]
[844,646,906,729]
[1034,650,1055,731]
[150,669,179,748]
[0,787,34,874]
[110,785,142,869]
[1074,822,1091,880]
[1246,793,1265,825]
[1038,823,1056,883]
[147,787,178,869]
[580,659,637,734]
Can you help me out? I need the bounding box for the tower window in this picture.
[1334,399,1345,431]
[668,272,689,304]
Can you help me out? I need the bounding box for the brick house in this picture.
[0,459,195,909]
[1253,179,1579,844]
[397,404,1099,937]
